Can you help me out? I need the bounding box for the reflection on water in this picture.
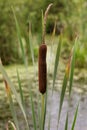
[0,65,87,130]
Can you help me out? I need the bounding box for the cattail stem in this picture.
[41,94,45,130]
[38,3,53,130]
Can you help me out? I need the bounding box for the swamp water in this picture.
[0,65,87,130]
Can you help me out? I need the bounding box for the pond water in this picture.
[0,65,87,130]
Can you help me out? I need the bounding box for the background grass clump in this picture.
[0,0,87,67]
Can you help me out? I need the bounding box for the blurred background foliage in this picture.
[0,0,87,67]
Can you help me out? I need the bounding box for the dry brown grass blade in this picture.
[6,120,17,130]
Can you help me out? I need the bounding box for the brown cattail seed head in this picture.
[38,44,47,94]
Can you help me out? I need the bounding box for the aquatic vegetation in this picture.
[0,4,79,130]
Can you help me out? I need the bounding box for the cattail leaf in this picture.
[64,113,68,130]
[30,90,37,130]
[69,38,77,96]
[12,7,27,66]
[17,70,24,107]
[48,113,51,130]
[52,35,62,92]
[28,23,35,68]
[71,104,79,130]
[58,73,68,126]
[0,64,29,130]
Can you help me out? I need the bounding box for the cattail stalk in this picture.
[38,3,53,94]
[38,4,53,130]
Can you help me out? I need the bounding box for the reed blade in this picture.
[71,104,79,130]
[69,38,77,96]
[52,35,62,92]
[57,73,68,127]
[12,7,27,66]
[17,70,25,107]
[64,113,68,130]
[30,90,37,130]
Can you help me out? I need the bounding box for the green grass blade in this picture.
[28,23,35,69]
[48,114,51,130]
[30,91,37,130]
[0,64,29,130]
[71,104,79,130]
[64,113,68,130]
[17,70,24,107]
[57,73,68,126]
[52,34,62,92]
[12,7,27,65]
[69,38,77,96]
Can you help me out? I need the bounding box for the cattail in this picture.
[38,3,52,94]
[38,44,47,94]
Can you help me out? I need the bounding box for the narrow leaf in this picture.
[64,113,68,130]
[58,73,68,125]
[12,7,27,65]
[69,38,77,96]
[71,104,79,130]
[28,23,35,67]
[17,70,24,107]
[52,35,62,92]
[48,114,51,130]
[30,91,37,130]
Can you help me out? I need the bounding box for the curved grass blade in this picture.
[6,120,17,130]
[52,34,62,92]
[4,80,19,130]
[0,64,29,130]
[71,104,79,130]
[69,38,77,96]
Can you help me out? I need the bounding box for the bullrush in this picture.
[38,44,47,94]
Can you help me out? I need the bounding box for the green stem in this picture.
[41,94,45,130]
